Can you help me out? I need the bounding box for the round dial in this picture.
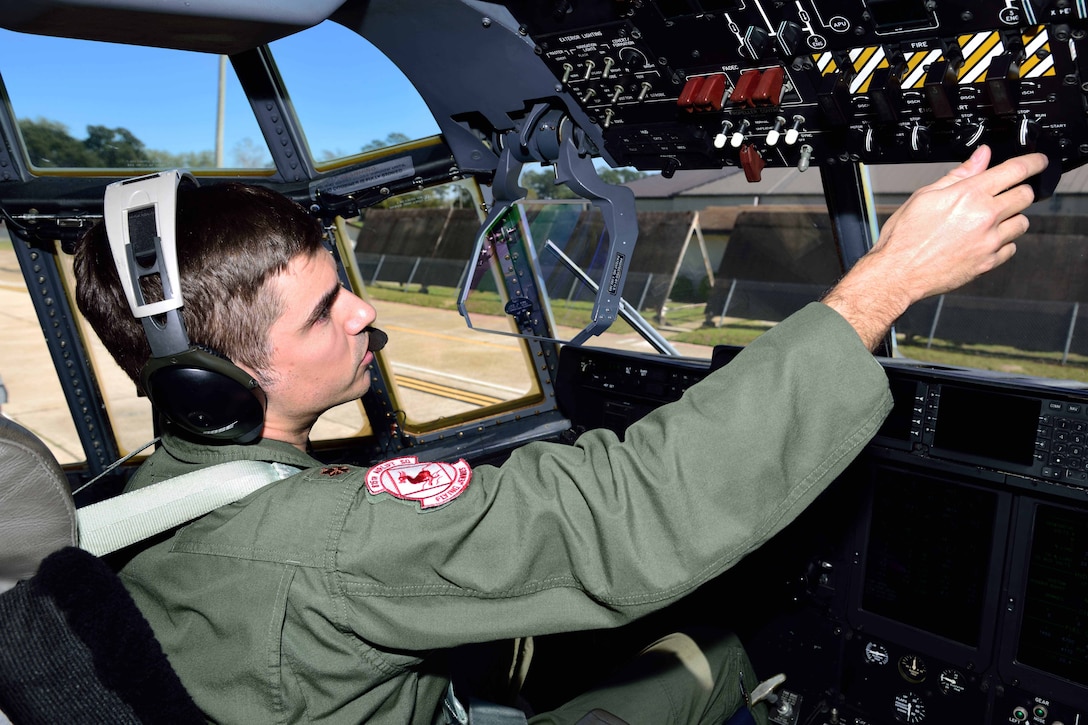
[865,641,890,666]
[893,692,927,723]
[938,668,966,695]
[898,654,928,683]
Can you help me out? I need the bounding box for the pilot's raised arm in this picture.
[825,146,1047,350]
[75,148,1045,725]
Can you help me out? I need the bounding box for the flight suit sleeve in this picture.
[334,302,892,650]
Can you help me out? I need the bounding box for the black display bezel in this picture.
[998,498,1088,705]
[847,462,1011,670]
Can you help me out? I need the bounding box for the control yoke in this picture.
[459,104,638,345]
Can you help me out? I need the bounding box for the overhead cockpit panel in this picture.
[496,0,1085,186]
[347,0,1085,196]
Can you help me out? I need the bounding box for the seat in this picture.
[0,416,76,593]
[0,417,203,724]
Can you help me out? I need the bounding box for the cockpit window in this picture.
[468,163,835,359]
[873,161,1088,384]
[503,158,1088,386]
[268,21,441,167]
[0,29,271,171]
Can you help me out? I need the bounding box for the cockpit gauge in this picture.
[864,641,890,665]
[898,654,927,683]
[893,692,927,723]
[938,668,966,695]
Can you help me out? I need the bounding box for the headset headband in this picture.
[102,171,266,443]
[104,170,196,357]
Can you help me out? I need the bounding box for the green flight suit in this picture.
[118,302,892,724]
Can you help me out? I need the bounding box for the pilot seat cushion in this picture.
[0,546,204,724]
[0,416,77,592]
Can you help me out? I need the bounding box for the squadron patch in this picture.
[365,456,472,510]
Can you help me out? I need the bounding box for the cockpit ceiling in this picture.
[0,0,345,54]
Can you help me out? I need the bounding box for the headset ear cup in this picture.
[141,349,266,443]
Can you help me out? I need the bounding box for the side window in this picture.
[350,180,543,431]
[1,233,100,464]
[0,29,271,170]
[269,21,441,167]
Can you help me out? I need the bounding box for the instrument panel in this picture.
[555,342,1088,724]
[499,0,1087,187]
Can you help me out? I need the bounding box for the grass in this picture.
[894,338,1088,382]
[677,322,1088,383]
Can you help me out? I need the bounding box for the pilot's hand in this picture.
[823,145,1048,350]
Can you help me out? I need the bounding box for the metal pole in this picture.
[717,278,737,328]
[370,254,386,285]
[215,55,226,167]
[636,273,653,311]
[405,257,422,287]
[926,295,945,349]
[1062,301,1079,365]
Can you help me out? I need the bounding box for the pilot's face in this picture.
[256,250,378,431]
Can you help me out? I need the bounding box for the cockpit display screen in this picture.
[932,386,1039,467]
[1017,504,1088,687]
[861,468,998,647]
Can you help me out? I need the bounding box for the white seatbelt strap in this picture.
[77,460,300,556]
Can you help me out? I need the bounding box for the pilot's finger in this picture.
[924,144,992,189]
[972,152,1049,196]
[991,179,1039,226]
[996,210,1031,246]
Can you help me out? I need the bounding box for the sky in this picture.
[0,21,442,161]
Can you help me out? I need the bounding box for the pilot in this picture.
[73,146,1046,725]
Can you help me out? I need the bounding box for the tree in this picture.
[84,125,150,167]
[361,132,412,153]
[519,165,648,199]
[18,118,98,168]
[146,149,217,168]
[520,167,577,200]
[598,167,649,185]
[231,137,271,168]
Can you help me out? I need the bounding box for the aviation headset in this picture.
[103,170,266,444]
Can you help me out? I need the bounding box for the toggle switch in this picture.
[784,115,805,145]
[731,118,751,148]
[766,116,787,146]
[714,120,735,149]
[740,144,766,182]
[797,144,813,172]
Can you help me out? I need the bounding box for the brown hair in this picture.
[75,182,325,391]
